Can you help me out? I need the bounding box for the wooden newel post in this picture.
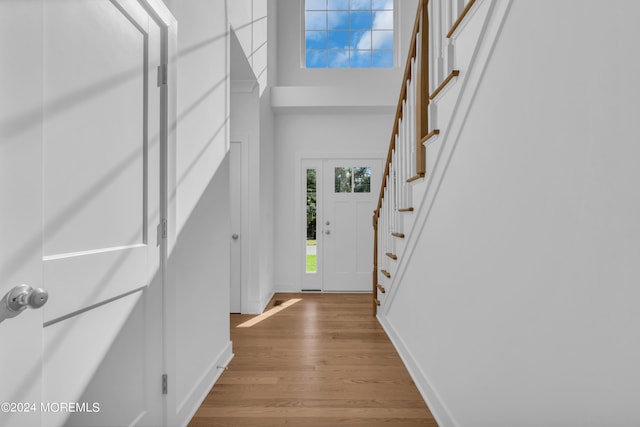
[372,211,378,316]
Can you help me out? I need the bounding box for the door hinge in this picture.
[157,64,168,86]
[157,219,167,245]
[162,374,168,395]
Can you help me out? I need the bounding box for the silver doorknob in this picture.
[325,230,331,235]
[6,284,48,312]
[232,233,239,240]
[0,284,48,324]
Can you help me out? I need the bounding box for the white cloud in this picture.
[328,50,349,67]
[371,31,393,49]
[306,31,324,42]
[306,0,327,10]
[350,0,370,10]
[371,0,394,10]
[305,11,326,30]
[356,31,372,50]
[372,10,393,30]
[328,11,348,29]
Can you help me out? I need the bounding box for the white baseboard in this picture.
[377,314,457,427]
[179,341,234,427]
[260,290,276,313]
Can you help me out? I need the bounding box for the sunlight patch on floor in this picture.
[236,298,302,328]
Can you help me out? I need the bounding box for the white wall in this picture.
[228,0,270,93]
[384,1,640,426]
[274,0,417,107]
[230,24,276,314]
[259,88,276,306]
[271,0,422,291]
[277,0,416,88]
[274,113,389,291]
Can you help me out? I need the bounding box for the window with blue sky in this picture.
[305,0,394,68]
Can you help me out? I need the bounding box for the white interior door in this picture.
[42,1,164,426]
[1,1,165,426]
[322,159,382,292]
[0,3,44,426]
[230,142,242,313]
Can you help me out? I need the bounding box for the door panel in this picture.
[42,0,157,324]
[332,201,355,274]
[0,2,44,426]
[42,0,146,256]
[43,292,142,427]
[323,160,381,292]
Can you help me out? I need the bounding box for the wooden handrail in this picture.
[420,129,440,145]
[406,174,424,183]
[430,70,460,101]
[447,0,477,38]
[376,0,426,216]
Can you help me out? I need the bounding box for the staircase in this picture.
[373,0,511,420]
[373,0,510,315]
[372,1,512,424]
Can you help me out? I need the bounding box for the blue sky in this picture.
[305,0,394,68]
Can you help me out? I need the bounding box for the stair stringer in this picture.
[377,1,514,426]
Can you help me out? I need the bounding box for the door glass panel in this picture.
[306,168,317,273]
[335,167,352,192]
[354,167,371,192]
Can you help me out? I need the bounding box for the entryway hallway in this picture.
[189,293,437,426]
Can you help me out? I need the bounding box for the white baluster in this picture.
[391,155,397,233]
[388,159,393,237]
[401,96,407,204]
[456,0,465,19]
[399,104,405,209]
[447,0,456,73]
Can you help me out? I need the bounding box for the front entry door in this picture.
[1,1,165,426]
[303,159,381,292]
[323,160,381,291]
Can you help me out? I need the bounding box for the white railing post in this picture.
[456,0,465,19]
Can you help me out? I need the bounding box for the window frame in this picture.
[301,0,399,69]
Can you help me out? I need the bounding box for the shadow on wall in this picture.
[66,154,231,427]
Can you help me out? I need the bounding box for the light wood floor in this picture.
[189,293,437,427]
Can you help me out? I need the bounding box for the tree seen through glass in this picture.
[306,169,317,273]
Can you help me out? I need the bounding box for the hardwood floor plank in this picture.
[189,293,437,426]
[190,417,438,427]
